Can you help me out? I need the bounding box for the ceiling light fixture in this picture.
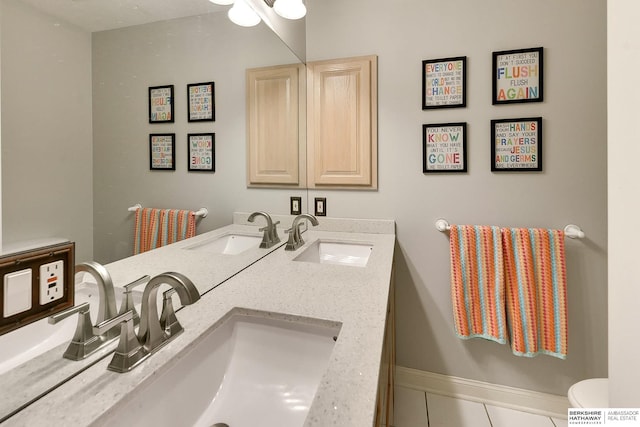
[208,0,235,5]
[273,0,306,20]
[228,0,262,27]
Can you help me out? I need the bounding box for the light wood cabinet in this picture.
[307,55,378,189]
[246,55,377,189]
[246,63,306,187]
[375,269,396,427]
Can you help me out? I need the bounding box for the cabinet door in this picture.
[307,55,378,189]
[246,63,305,187]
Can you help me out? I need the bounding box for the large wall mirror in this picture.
[0,0,305,421]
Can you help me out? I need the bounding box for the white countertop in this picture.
[0,218,288,423]
[2,216,395,427]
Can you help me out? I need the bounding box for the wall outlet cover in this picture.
[315,197,327,216]
[290,196,302,215]
[39,260,64,305]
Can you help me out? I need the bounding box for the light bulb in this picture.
[228,0,261,27]
[208,0,234,5]
[273,0,306,20]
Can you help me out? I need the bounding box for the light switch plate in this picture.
[314,197,327,216]
[3,268,33,318]
[290,196,302,215]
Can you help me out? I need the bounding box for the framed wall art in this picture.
[149,85,174,123]
[149,133,175,170]
[492,47,543,104]
[422,56,466,109]
[491,117,542,171]
[187,82,215,122]
[188,133,215,172]
[423,122,467,173]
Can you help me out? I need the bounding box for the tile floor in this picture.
[392,385,568,427]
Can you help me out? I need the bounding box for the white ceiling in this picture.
[18,0,227,33]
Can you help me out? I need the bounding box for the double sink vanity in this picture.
[0,212,396,427]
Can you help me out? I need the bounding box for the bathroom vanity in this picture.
[1,215,396,427]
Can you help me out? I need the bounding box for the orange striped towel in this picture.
[449,225,507,344]
[502,228,568,359]
[133,208,197,255]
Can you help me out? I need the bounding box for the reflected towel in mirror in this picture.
[133,208,196,254]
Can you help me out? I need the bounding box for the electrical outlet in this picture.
[39,260,64,305]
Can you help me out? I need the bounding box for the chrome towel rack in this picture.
[434,218,585,239]
[127,204,208,218]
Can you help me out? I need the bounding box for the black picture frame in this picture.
[187,133,215,172]
[149,85,174,123]
[187,82,215,122]
[149,133,176,170]
[492,47,543,105]
[491,117,542,172]
[422,56,467,109]
[422,122,467,173]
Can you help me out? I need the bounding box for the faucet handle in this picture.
[117,275,150,327]
[95,310,148,373]
[123,275,150,292]
[160,289,183,337]
[270,221,281,245]
[285,222,307,251]
[49,302,90,324]
[49,303,103,361]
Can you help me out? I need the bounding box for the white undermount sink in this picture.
[293,240,373,267]
[96,310,341,427]
[183,233,262,255]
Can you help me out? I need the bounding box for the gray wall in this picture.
[305,0,607,395]
[91,13,304,262]
[1,0,93,261]
[2,0,607,397]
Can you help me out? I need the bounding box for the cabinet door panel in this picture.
[247,64,304,186]
[307,55,377,188]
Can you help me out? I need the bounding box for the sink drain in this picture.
[211,424,229,427]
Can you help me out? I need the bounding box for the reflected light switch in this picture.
[3,268,33,318]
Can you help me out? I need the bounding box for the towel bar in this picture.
[127,204,208,218]
[434,218,585,239]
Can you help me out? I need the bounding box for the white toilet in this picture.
[568,378,609,407]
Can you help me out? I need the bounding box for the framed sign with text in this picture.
[492,47,543,104]
[149,85,174,123]
[423,122,467,173]
[188,133,215,172]
[491,117,542,171]
[149,133,175,170]
[187,82,215,122]
[422,56,466,109]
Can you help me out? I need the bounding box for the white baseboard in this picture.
[395,365,569,419]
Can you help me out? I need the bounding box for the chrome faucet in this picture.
[137,272,200,352]
[75,262,118,329]
[248,211,281,248]
[49,268,150,361]
[49,302,102,360]
[94,272,201,373]
[285,214,319,251]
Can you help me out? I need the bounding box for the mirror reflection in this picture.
[0,0,305,421]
